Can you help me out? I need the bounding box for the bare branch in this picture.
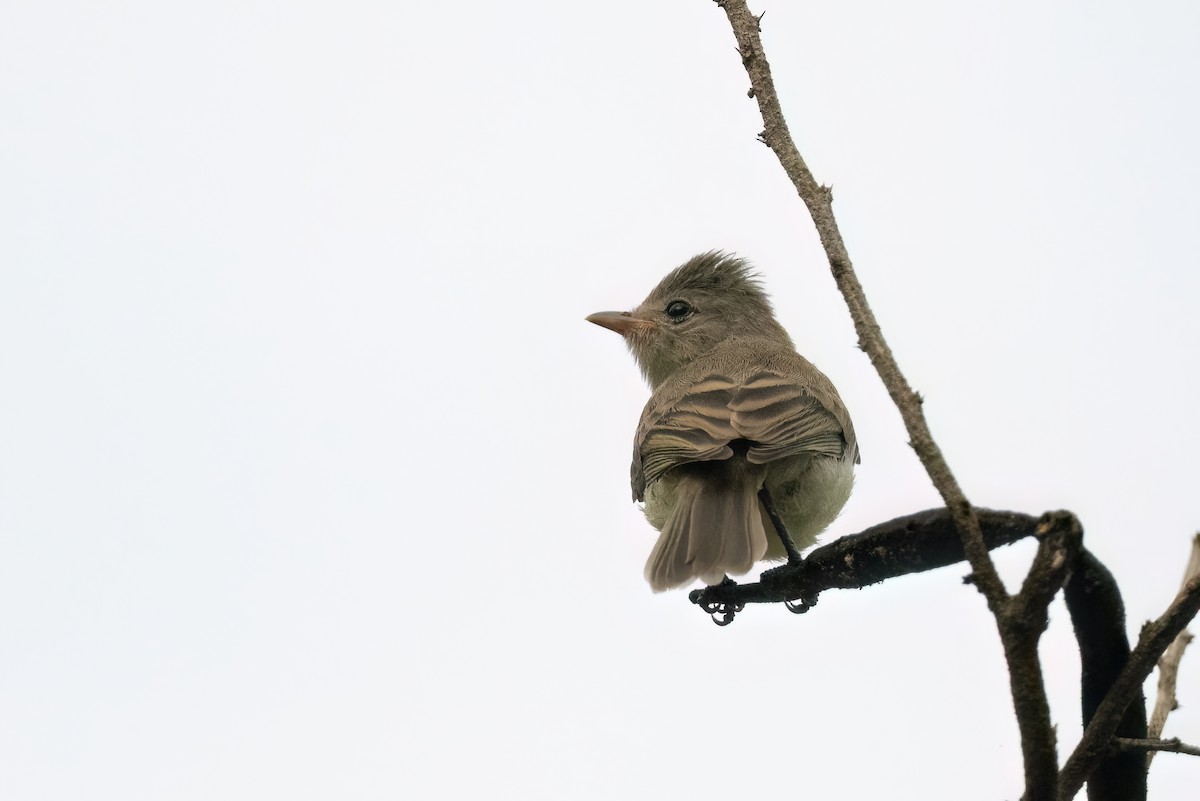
[1062,549,1147,801]
[1115,737,1200,758]
[1059,575,1200,799]
[1147,533,1200,763]
[997,513,1082,799]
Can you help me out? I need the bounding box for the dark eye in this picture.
[665,300,692,320]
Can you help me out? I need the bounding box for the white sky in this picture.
[2,1,1198,798]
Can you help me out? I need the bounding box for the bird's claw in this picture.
[784,595,817,614]
[758,560,819,613]
[701,598,746,626]
[691,578,745,626]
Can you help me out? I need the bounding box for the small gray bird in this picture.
[587,252,859,591]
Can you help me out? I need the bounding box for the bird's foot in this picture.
[758,561,819,614]
[783,595,817,614]
[689,577,745,626]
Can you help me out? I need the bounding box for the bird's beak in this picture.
[586,311,656,336]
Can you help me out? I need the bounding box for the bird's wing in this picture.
[728,370,847,465]
[632,374,739,501]
[631,358,851,501]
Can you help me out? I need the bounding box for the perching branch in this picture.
[689,507,1037,616]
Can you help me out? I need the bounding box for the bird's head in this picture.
[587,252,791,388]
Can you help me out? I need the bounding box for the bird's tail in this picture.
[644,466,769,592]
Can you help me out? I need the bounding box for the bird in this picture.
[587,252,859,592]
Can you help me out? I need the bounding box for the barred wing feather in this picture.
[632,369,847,500]
[730,372,846,464]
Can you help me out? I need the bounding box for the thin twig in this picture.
[1115,737,1200,758]
[1147,533,1200,765]
[1058,575,1200,799]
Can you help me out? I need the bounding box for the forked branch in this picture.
[708,4,1200,798]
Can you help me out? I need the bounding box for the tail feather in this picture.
[644,473,769,592]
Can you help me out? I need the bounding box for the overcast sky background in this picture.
[3,1,1199,798]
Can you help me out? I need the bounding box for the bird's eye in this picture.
[665,300,692,320]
